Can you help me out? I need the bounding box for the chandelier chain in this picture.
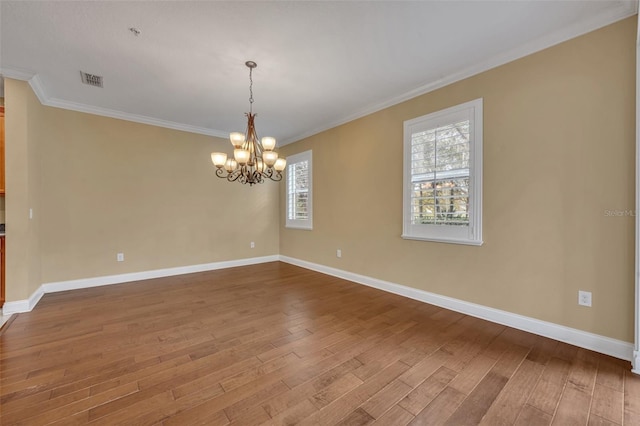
[248,67,254,114]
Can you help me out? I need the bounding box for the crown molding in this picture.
[3,0,638,145]
[280,1,639,145]
[41,96,229,138]
[1,66,229,139]
[28,73,49,104]
[0,67,36,81]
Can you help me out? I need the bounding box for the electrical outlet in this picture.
[250,241,255,249]
[578,290,592,307]
[336,249,342,258]
[29,208,33,219]
[117,252,124,262]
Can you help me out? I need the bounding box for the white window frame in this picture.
[402,98,483,246]
[285,150,313,230]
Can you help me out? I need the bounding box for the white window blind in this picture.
[286,150,313,229]
[403,99,483,245]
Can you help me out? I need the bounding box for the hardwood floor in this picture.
[1,261,638,425]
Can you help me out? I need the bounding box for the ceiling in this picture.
[1,1,637,145]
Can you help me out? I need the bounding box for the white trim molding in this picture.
[0,67,228,139]
[0,66,37,81]
[2,286,44,315]
[280,256,635,363]
[3,253,635,363]
[634,10,640,375]
[2,1,636,149]
[1,255,279,315]
[40,96,228,138]
[281,1,638,145]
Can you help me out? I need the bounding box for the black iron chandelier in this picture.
[211,61,286,185]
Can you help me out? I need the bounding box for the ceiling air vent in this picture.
[80,71,103,88]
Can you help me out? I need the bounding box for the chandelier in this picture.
[211,61,286,185]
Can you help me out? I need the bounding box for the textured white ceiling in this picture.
[0,1,637,145]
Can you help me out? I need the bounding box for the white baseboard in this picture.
[279,255,635,363]
[3,254,635,364]
[633,351,640,374]
[2,255,279,315]
[2,285,44,315]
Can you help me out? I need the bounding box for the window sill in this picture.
[401,234,483,246]
[286,224,313,230]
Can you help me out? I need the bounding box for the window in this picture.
[403,98,483,245]
[286,150,313,229]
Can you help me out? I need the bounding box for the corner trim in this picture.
[279,255,634,362]
[1,255,279,315]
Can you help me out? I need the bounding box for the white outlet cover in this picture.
[578,290,592,307]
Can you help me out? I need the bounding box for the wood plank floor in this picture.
[1,261,638,425]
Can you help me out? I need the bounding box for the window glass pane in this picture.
[295,193,308,219]
[410,119,470,226]
[288,160,308,220]
[410,177,469,225]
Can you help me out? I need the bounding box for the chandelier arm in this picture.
[227,169,244,183]
[264,168,279,180]
[268,171,283,182]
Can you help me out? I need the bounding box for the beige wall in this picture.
[280,17,637,342]
[4,79,279,299]
[3,17,636,343]
[5,79,42,300]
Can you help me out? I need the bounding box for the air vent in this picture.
[80,71,103,88]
